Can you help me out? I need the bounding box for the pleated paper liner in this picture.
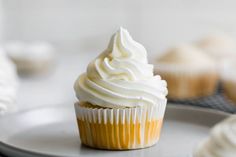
[74,101,167,150]
[222,80,236,105]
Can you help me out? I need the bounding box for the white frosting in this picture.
[194,115,236,157]
[5,41,54,61]
[74,27,168,108]
[155,44,216,73]
[197,34,236,61]
[0,48,18,115]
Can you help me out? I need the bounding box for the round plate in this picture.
[0,104,229,157]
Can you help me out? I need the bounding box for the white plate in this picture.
[0,104,229,157]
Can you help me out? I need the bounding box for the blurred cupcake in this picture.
[221,59,236,105]
[5,41,55,75]
[0,48,18,115]
[197,34,236,62]
[194,115,236,157]
[154,44,218,99]
[74,27,168,150]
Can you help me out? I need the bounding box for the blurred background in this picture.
[2,0,236,55]
[1,0,236,111]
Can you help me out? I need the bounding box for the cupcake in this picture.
[5,41,55,75]
[197,34,236,62]
[74,27,168,150]
[0,48,18,115]
[221,59,236,105]
[194,115,236,157]
[154,44,218,99]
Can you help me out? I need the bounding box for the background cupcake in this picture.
[196,34,236,62]
[74,27,168,150]
[0,48,18,115]
[221,59,236,105]
[5,41,55,75]
[154,44,218,100]
[194,115,236,157]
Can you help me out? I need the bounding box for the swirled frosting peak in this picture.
[194,115,236,157]
[74,27,168,108]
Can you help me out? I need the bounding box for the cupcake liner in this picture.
[222,81,236,105]
[154,64,218,99]
[75,102,166,150]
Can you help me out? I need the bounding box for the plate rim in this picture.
[0,104,231,157]
[0,103,230,122]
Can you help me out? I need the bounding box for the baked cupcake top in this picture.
[0,48,18,115]
[155,44,216,73]
[74,27,167,108]
[221,59,236,82]
[197,34,236,61]
[194,115,236,157]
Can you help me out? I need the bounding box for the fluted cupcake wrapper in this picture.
[74,102,166,150]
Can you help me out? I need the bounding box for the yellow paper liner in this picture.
[75,102,166,150]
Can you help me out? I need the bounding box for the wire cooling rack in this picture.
[169,88,236,113]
